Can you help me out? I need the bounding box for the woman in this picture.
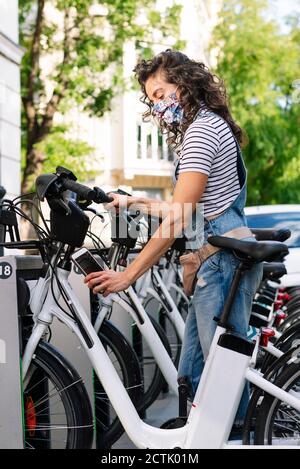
[85,49,263,431]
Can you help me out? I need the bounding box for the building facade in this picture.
[61,1,223,200]
[1,1,222,200]
[0,0,23,199]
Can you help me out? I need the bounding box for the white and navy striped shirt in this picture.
[175,108,241,217]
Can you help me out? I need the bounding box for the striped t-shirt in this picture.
[175,108,241,217]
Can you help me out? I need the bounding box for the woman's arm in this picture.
[85,172,208,295]
[125,172,208,282]
[106,193,172,219]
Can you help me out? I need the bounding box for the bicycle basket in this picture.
[50,201,90,247]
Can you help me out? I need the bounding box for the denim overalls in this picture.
[173,113,263,421]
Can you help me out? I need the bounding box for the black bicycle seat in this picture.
[207,236,289,263]
[251,228,291,243]
[262,262,287,280]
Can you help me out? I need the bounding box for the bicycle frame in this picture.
[161,250,189,304]
[134,252,188,341]
[136,254,285,363]
[23,266,179,396]
[22,268,300,448]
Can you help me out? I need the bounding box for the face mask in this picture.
[152,90,183,125]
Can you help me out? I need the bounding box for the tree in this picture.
[19,0,183,193]
[211,0,300,205]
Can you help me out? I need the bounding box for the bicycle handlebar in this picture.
[62,179,113,204]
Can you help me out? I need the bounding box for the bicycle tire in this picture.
[23,341,93,449]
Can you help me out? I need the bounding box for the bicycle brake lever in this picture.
[110,188,132,197]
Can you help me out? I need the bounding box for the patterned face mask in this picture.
[152,89,183,125]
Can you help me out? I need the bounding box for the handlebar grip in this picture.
[62,179,113,204]
[93,187,114,204]
[63,179,96,201]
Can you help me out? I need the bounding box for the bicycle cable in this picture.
[14,196,51,235]
[49,250,78,321]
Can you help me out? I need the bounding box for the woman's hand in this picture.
[84,269,133,297]
[104,193,132,212]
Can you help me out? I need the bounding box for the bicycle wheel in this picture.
[243,344,300,445]
[254,362,300,445]
[95,320,143,449]
[23,341,93,449]
[132,314,172,412]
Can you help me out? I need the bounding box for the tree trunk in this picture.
[20,146,46,243]
[21,146,46,195]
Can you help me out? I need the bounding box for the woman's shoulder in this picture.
[186,108,232,142]
[184,112,221,142]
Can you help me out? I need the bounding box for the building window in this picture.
[136,123,175,162]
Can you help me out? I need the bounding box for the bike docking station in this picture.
[0,255,24,448]
[0,253,97,449]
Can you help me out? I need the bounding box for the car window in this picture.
[246,212,300,248]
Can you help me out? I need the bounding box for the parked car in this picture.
[245,205,300,287]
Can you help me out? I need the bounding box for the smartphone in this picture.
[71,247,105,276]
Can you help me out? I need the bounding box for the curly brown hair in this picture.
[133,49,245,152]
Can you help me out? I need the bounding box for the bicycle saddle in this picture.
[251,228,291,243]
[262,262,287,280]
[207,236,289,263]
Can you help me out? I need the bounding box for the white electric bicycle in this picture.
[19,168,300,449]
[15,168,180,449]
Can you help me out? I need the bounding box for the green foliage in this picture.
[35,127,97,180]
[211,0,300,205]
[19,0,182,191]
[20,126,97,190]
[20,0,182,115]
